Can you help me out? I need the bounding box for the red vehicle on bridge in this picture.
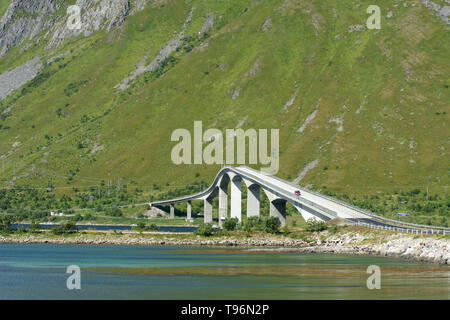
[295,190,301,196]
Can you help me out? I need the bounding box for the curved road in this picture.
[151,166,449,234]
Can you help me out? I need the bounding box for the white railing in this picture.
[356,221,449,235]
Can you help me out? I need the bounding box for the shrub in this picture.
[51,221,78,235]
[136,222,146,230]
[194,223,213,237]
[328,224,339,234]
[304,219,328,232]
[223,217,239,231]
[29,221,41,232]
[244,216,263,231]
[70,214,83,222]
[264,217,281,234]
[148,223,158,231]
[0,215,15,231]
[105,207,123,217]
[84,213,94,221]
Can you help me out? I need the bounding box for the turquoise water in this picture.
[0,244,448,299]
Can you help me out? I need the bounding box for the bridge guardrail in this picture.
[152,165,449,233]
[245,166,450,232]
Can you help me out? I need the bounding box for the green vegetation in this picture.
[323,189,449,226]
[328,224,339,234]
[0,1,10,18]
[223,217,239,231]
[194,223,213,237]
[0,214,14,231]
[29,221,41,232]
[304,219,328,232]
[0,0,448,228]
[134,221,146,230]
[51,221,78,235]
[264,217,281,234]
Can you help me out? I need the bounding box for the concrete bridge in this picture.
[150,166,450,234]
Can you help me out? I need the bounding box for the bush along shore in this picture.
[0,223,449,266]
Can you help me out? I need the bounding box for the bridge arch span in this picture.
[150,166,449,234]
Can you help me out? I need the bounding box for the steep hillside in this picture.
[0,0,448,202]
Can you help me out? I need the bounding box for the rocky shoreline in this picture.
[1,232,449,266]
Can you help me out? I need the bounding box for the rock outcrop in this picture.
[116,7,195,90]
[0,56,43,99]
[0,0,150,58]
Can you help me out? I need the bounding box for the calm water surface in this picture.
[0,244,448,299]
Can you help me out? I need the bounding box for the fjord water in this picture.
[0,244,448,300]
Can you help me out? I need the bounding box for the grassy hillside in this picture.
[0,0,448,208]
[0,1,10,18]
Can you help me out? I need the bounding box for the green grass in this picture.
[0,0,448,224]
[0,0,10,18]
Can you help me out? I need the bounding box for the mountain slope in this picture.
[0,0,448,200]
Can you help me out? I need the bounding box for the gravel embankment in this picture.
[1,232,449,265]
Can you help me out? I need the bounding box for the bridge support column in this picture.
[270,199,286,227]
[186,201,192,221]
[231,176,242,222]
[170,203,175,219]
[204,198,213,224]
[218,186,228,228]
[247,184,260,218]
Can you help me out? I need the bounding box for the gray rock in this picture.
[0,56,43,99]
[262,19,272,32]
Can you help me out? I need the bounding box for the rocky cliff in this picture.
[0,0,150,57]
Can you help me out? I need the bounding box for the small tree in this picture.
[0,215,15,232]
[244,216,263,231]
[264,217,281,234]
[328,224,339,234]
[194,223,213,237]
[223,217,239,231]
[29,221,41,232]
[304,219,328,232]
[52,221,78,235]
[136,222,146,230]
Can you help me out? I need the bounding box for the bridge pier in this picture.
[170,203,175,219]
[230,176,242,222]
[150,166,448,235]
[186,200,192,221]
[270,199,286,227]
[204,197,213,224]
[247,184,260,218]
[218,186,228,228]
